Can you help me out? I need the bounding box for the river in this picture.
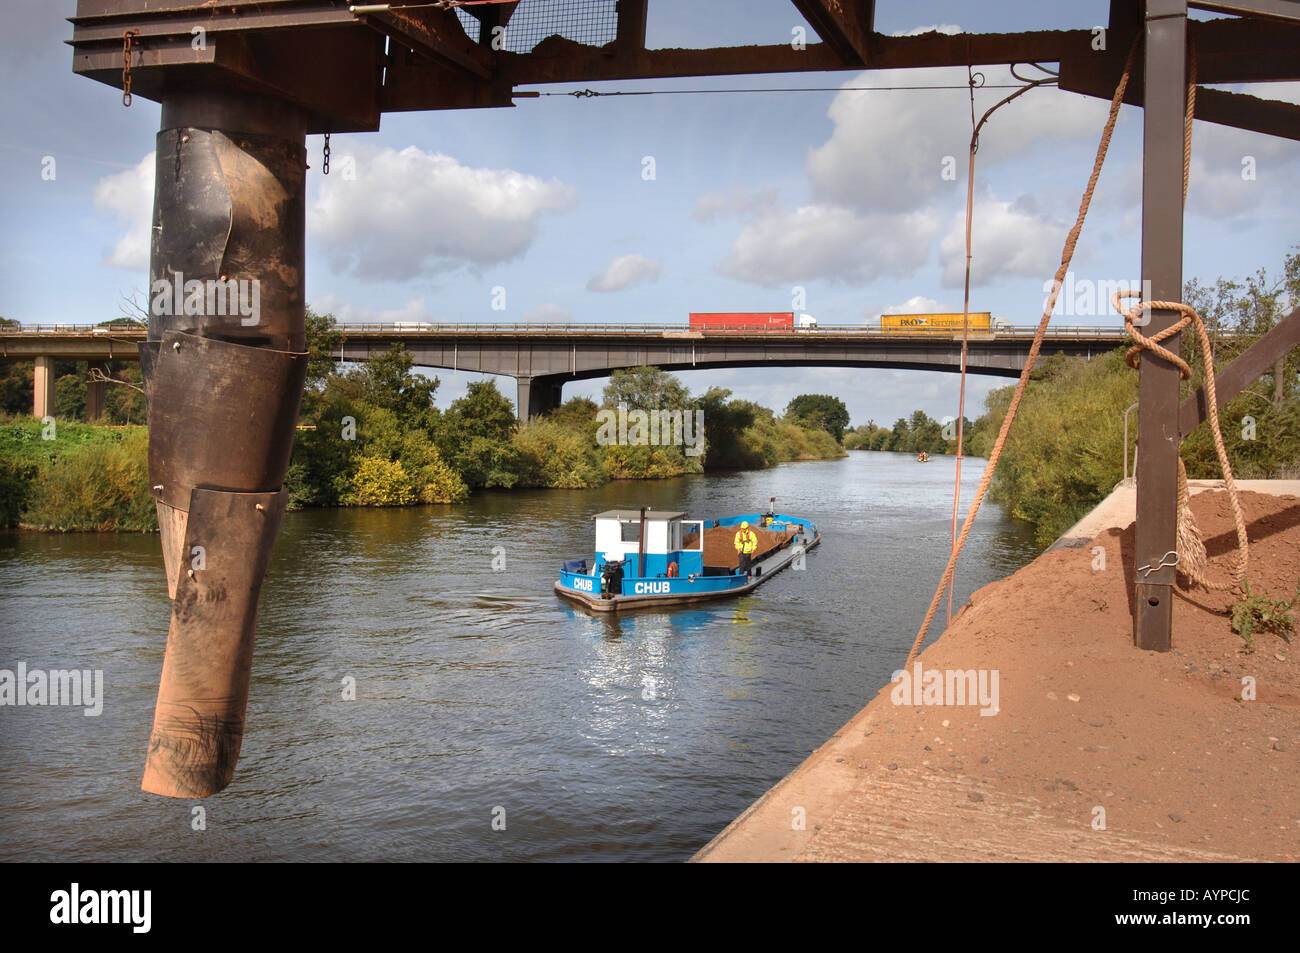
[0,451,1039,862]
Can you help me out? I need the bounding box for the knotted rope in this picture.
[1112,291,1248,591]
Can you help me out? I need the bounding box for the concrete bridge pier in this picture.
[85,360,110,421]
[516,375,565,420]
[33,356,55,419]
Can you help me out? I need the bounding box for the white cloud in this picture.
[521,301,573,322]
[309,146,579,281]
[807,66,1112,215]
[692,185,781,222]
[92,153,154,272]
[939,194,1064,287]
[718,204,939,287]
[586,253,662,292]
[884,295,943,315]
[311,293,439,325]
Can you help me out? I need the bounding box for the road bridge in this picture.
[1,323,1130,418]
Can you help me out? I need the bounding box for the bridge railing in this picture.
[1,322,1135,337]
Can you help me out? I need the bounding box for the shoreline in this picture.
[694,482,1300,862]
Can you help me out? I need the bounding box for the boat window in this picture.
[620,520,640,543]
[681,520,704,552]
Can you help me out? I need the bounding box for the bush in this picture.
[20,428,155,531]
[513,418,607,488]
[348,455,416,507]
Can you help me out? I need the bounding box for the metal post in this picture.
[1133,0,1188,652]
[140,89,308,797]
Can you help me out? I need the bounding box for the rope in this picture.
[1113,293,1248,590]
[903,37,1141,668]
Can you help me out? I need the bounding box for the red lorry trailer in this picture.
[689,312,794,331]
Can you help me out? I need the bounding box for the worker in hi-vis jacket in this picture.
[734,521,758,574]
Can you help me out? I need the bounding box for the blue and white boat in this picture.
[556,507,820,612]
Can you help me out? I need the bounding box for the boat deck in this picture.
[686,523,798,571]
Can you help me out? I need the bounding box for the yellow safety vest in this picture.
[734,529,757,554]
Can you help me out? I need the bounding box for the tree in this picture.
[696,386,761,470]
[601,366,692,411]
[437,379,519,489]
[786,394,850,443]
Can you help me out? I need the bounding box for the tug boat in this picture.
[556,506,820,612]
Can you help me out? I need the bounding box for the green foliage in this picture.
[786,394,850,443]
[0,361,33,417]
[602,366,692,411]
[17,425,155,531]
[967,350,1137,547]
[1230,579,1299,646]
[103,364,146,425]
[513,418,607,488]
[55,372,86,420]
[349,455,416,507]
[845,412,970,454]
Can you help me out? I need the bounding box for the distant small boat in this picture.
[556,507,820,612]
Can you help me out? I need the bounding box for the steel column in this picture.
[1134,0,1189,652]
[140,89,308,797]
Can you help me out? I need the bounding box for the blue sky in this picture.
[2,0,1297,427]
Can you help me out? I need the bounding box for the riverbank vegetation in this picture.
[0,309,846,529]
[841,250,1299,548]
[970,249,1300,547]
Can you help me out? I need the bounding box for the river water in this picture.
[0,451,1038,862]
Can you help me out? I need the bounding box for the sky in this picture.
[1,0,1297,428]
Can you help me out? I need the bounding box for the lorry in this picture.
[689,312,795,331]
[879,312,995,333]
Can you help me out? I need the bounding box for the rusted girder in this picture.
[790,0,875,65]
[1179,306,1300,435]
[140,88,308,797]
[353,4,494,78]
[1190,0,1300,22]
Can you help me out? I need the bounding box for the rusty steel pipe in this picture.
[140,90,308,797]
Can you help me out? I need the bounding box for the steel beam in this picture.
[1190,0,1300,22]
[1134,0,1189,653]
[1179,306,1300,434]
[790,0,875,65]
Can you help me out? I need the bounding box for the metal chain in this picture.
[121,30,138,107]
[322,133,331,175]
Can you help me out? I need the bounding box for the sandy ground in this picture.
[696,489,1299,862]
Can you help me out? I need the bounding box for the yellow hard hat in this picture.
[740,521,749,528]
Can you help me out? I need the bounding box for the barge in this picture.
[556,506,820,612]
